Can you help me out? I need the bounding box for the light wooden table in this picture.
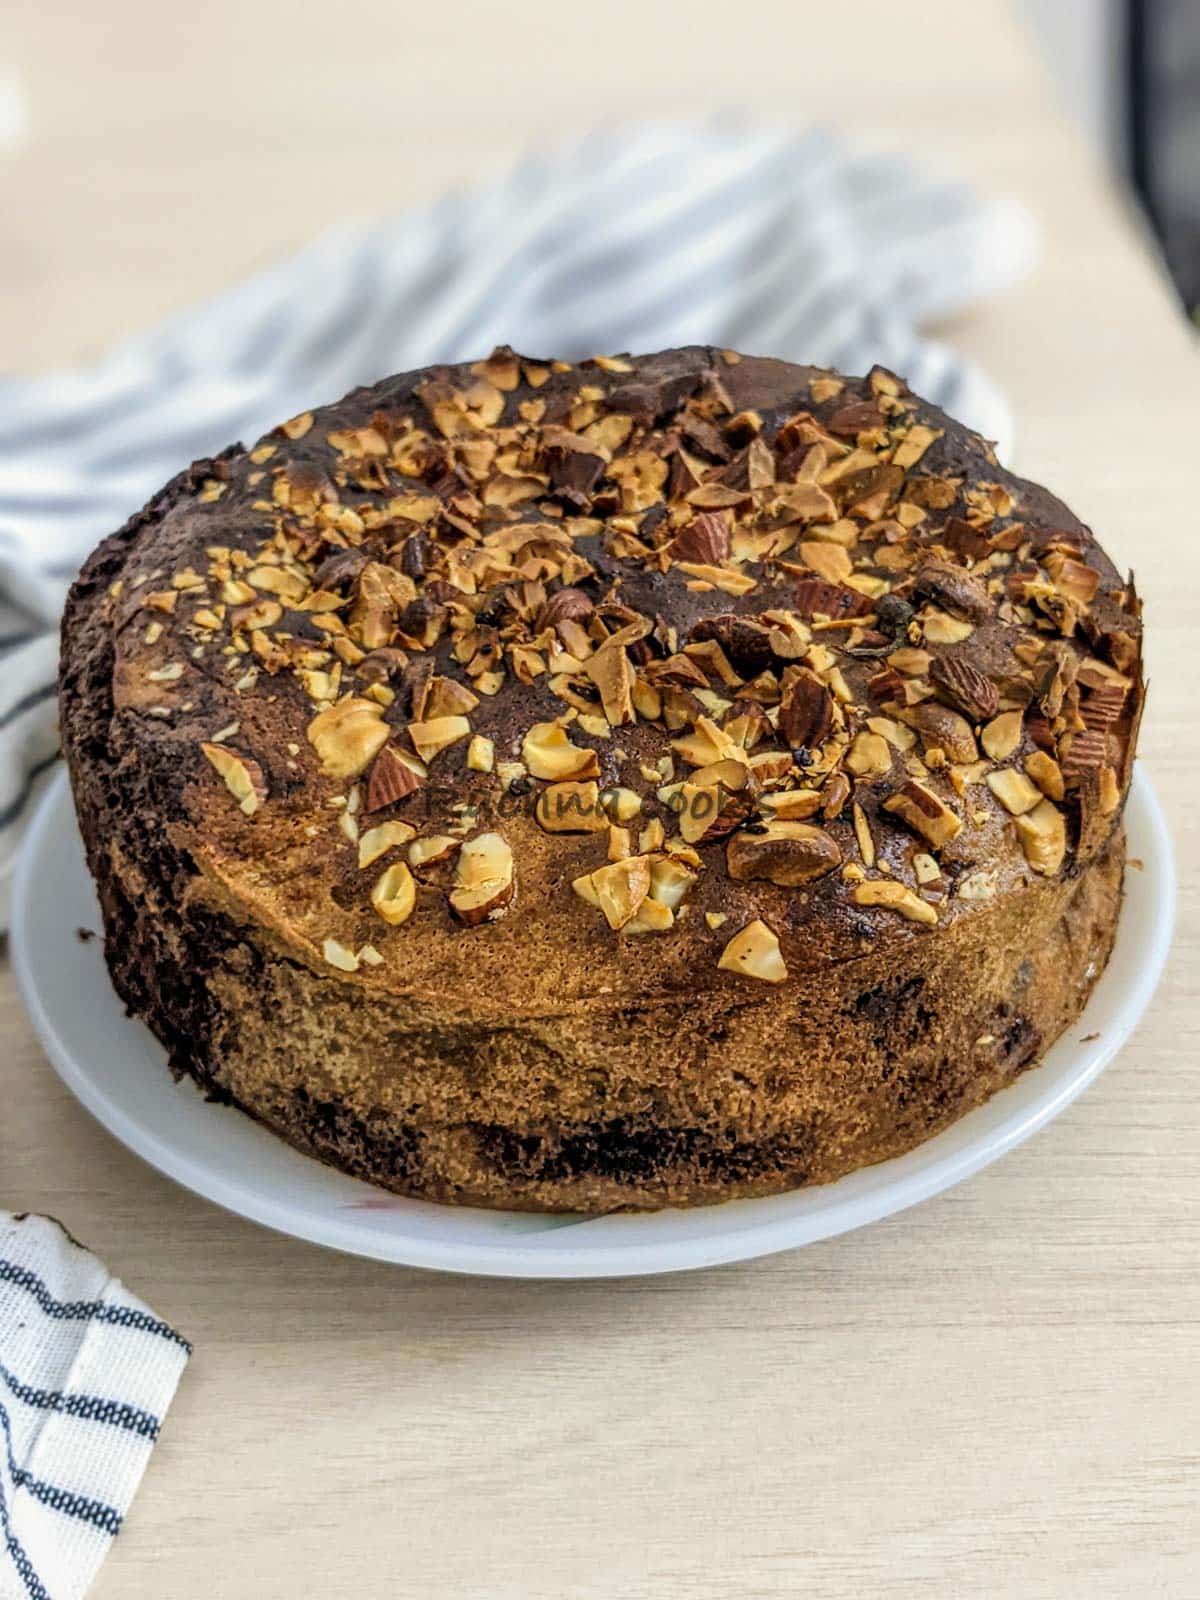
[3,3,1198,1596]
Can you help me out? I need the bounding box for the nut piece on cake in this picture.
[718,920,788,983]
[449,833,515,925]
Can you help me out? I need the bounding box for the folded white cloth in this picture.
[0,120,1035,924]
[0,1213,190,1599]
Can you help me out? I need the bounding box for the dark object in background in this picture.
[1130,0,1200,322]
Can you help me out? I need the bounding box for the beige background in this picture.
[2,2,1198,1595]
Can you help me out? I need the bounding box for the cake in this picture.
[59,346,1144,1211]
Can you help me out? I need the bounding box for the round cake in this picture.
[59,346,1144,1211]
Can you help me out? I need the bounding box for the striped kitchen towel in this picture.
[0,120,1036,924]
[0,1213,190,1600]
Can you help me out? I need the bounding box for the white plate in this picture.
[13,767,1174,1278]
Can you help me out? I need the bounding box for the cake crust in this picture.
[59,347,1144,1209]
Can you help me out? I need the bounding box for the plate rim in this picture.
[12,765,1175,1278]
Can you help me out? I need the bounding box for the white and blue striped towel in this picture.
[0,1213,190,1600]
[0,120,1036,923]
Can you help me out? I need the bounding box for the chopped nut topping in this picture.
[423,676,480,720]
[718,919,788,982]
[409,834,459,869]
[586,855,652,930]
[800,541,852,585]
[727,822,841,886]
[607,824,633,861]
[322,938,360,972]
[867,716,916,753]
[852,802,876,868]
[539,587,594,630]
[358,820,416,869]
[677,773,753,845]
[671,714,746,770]
[956,869,998,901]
[582,640,637,726]
[846,731,892,779]
[929,655,998,722]
[450,832,515,924]
[891,424,943,470]
[248,564,308,603]
[672,511,731,565]
[888,646,932,677]
[571,871,600,908]
[1014,799,1067,875]
[778,671,833,749]
[758,789,822,821]
[603,786,643,823]
[821,770,851,820]
[852,879,938,924]
[1024,750,1065,801]
[912,851,941,885]
[922,610,975,646]
[307,698,390,778]
[280,411,314,440]
[981,711,1023,761]
[467,735,494,773]
[909,702,977,763]
[536,780,608,833]
[136,347,1138,972]
[914,560,991,623]
[986,768,1043,816]
[1098,764,1120,813]
[639,817,666,853]
[200,742,266,815]
[522,721,600,781]
[883,780,962,849]
[371,861,417,925]
[648,856,697,910]
[624,896,674,935]
[408,715,470,763]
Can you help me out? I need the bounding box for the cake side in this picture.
[59,347,1144,1209]
[79,783,1124,1208]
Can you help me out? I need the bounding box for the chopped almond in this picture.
[307,698,390,778]
[987,768,1043,816]
[200,742,266,815]
[726,822,841,886]
[535,780,608,833]
[522,721,600,781]
[1014,800,1066,875]
[1024,750,1065,801]
[358,820,417,868]
[981,710,1023,762]
[371,862,417,926]
[883,780,962,849]
[408,715,470,763]
[852,880,938,925]
[450,833,515,924]
[587,856,652,930]
[846,731,892,779]
[718,920,788,983]
[467,735,495,773]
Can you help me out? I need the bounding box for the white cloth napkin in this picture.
[0,119,1035,923]
[0,1213,190,1600]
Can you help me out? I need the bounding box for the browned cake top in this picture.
[91,346,1143,1008]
